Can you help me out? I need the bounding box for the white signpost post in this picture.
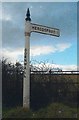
[23,8,60,108]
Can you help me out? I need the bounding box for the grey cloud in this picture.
[2,20,24,48]
[2,2,77,49]
[2,0,78,2]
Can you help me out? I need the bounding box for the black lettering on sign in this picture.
[24,54,26,58]
[49,29,50,33]
[24,63,27,66]
[51,29,53,33]
[24,59,27,61]
[45,29,47,32]
[37,27,39,30]
[32,26,34,29]
[25,48,27,53]
[42,28,43,31]
[24,48,27,71]
[50,30,52,33]
[24,49,27,58]
[47,29,48,32]
[24,66,26,69]
[39,27,41,31]
[35,26,36,29]
[53,29,55,33]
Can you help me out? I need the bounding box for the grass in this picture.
[3,102,78,118]
[3,107,33,118]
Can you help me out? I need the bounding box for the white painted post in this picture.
[23,8,31,108]
[23,8,60,109]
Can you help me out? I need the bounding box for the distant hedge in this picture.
[2,59,78,110]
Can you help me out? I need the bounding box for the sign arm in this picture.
[31,23,60,37]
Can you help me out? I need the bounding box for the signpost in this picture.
[23,8,60,108]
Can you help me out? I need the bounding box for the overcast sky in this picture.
[1,0,78,2]
[1,2,78,70]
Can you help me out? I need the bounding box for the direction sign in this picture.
[31,23,60,37]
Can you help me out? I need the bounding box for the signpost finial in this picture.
[25,8,31,21]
